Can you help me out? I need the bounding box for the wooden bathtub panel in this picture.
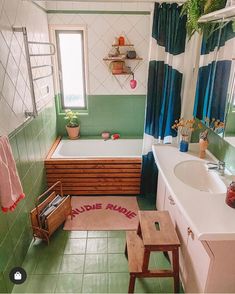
[47,181,140,187]
[55,190,140,195]
[45,158,141,164]
[45,157,141,195]
[47,173,141,178]
[46,168,141,174]
[48,177,140,183]
[45,163,141,169]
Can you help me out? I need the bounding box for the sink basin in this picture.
[174,160,227,193]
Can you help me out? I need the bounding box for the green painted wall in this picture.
[56,94,146,137]
[0,103,57,293]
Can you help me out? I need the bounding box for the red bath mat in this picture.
[63,196,139,231]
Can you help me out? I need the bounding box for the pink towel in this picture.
[0,136,25,213]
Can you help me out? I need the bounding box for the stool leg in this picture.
[172,248,179,293]
[125,242,128,259]
[128,274,136,294]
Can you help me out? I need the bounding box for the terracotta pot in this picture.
[66,125,80,139]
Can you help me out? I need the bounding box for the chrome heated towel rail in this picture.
[13,26,55,118]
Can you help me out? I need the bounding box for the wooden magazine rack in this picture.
[30,181,72,244]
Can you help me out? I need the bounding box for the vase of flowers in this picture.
[172,118,196,152]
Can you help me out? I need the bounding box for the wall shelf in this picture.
[103,36,143,88]
[112,44,134,47]
[112,72,130,76]
[103,57,143,61]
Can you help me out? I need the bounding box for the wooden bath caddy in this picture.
[45,137,141,196]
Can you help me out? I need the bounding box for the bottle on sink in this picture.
[199,130,209,159]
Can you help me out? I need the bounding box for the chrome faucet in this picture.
[207,161,225,176]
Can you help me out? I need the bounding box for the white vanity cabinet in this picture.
[157,171,210,293]
[154,145,235,293]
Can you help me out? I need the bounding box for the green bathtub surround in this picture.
[55,94,146,138]
[0,102,57,293]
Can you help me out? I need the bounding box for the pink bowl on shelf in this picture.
[101,132,110,140]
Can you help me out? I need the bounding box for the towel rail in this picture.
[32,65,53,81]
[12,26,55,118]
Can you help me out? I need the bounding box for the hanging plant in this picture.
[181,0,227,38]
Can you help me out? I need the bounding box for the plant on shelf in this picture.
[64,109,80,139]
[181,0,227,38]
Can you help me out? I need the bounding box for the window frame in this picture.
[51,25,88,111]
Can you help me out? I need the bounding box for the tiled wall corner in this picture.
[0,0,54,136]
[0,1,57,292]
[0,102,57,293]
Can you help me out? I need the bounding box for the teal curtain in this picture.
[194,22,235,126]
[140,3,187,201]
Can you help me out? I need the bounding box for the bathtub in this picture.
[45,137,143,196]
[51,138,143,158]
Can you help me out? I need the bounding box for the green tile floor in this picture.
[11,198,183,293]
[12,229,182,294]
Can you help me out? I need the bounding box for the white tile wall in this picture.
[0,0,55,136]
[48,5,151,94]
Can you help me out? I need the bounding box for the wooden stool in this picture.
[125,211,180,293]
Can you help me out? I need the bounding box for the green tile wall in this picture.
[56,94,146,137]
[0,102,57,293]
[225,109,235,135]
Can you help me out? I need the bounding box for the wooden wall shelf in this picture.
[112,44,134,47]
[103,36,143,88]
[103,57,143,61]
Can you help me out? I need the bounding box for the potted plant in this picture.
[181,0,227,38]
[64,109,80,139]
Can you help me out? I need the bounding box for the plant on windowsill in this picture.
[64,109,80,139]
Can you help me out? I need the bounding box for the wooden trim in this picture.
[46,136,61,160]
[45,158,142,164]
[47,182,140,187]
[47,173,141,178]
[45,163,141,169]
[46,168,141,174]
[47,178,140,183]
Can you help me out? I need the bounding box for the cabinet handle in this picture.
[168,195,175,205]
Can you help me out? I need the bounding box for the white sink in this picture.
[174,160,227,194]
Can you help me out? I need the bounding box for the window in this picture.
[56,30,87,109]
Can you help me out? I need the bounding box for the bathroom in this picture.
[0,0,235,293]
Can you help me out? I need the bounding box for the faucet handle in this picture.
[218,161,225,167]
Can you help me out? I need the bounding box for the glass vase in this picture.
[179,134,189,152]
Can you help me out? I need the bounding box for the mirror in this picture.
[193,21,235,142]
[224,60,235,145]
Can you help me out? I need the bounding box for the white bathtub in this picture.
[51,139,143,158]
